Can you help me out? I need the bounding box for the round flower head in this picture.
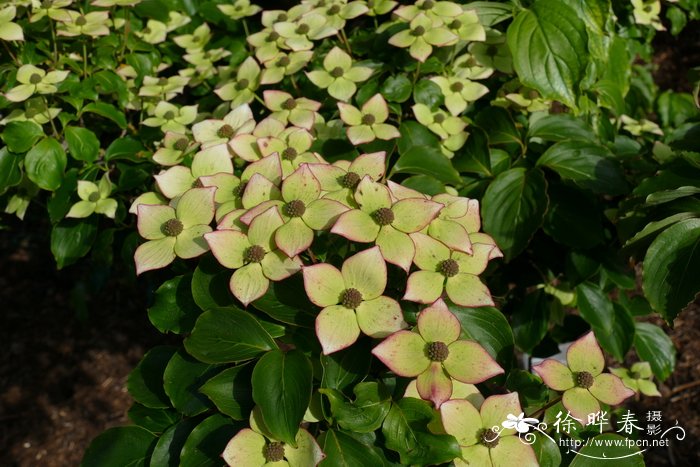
[192,104,256,149]
[259,50,314,85]
[142,101,198,133]
[388,13,458,63]
[429,75,489,116]
[372,300,503,408]
[66,175,118,219]
[263,90,321,130]
[306,46,374,102]
[303,246,407,354]
[532,332,635,423]
[440,393,538,467]
[57,11,110,37]
[272,12,337,51]
[215,57,261,106]
[337,94,400,145]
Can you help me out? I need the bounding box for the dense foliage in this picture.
[1,0,699,465]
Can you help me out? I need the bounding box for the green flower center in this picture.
[438,259,459,277]
[296,23,310,35]
[276,56,291,67]
[158,77,168,86]
[142,27,151,34]
[277,13,288,22]
[191,35,200,42]
[174,138,189,151]
[371,207,394,226]
[244,245,266,263]
[450,82,464,92]
[576,371,594,389]
[411,26,425,36]
[29,73,42,84]
[283,199,306,217]
[339,171,361,189]
[341,288,363,309]
[75,15,87,26]
[161,218,183,237]
[480,428,499,449]
[361,114,376,125]
[191,178,204,188]
[282,147,298,160]
[163,111,175,120]
[217,124,235,139]
[232,182,246,198]
[282,98,297,110]
[426,341,449,362]
[88,192,100,202]
[41,0,54,8]
[236,78,249,90]
[449,19,461,29]
[643,5,653,12]
[420,0,435,9]
[433,113,445,124]
[486,45,498,57]
[330,66,344,78]
[630,371,640,380]
[267,31,280,42]
[234,4,243,10]
[527,89,539,100]
[327,5,341,15]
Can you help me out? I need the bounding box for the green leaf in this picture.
[642,218,700,322]
[191,255,236,311]
[127,346,178,409]
[163,349,221,416]
[531,430,562,467]
[474,107,523,148]
[150,417,202,467]
[511,290,550,354]
[543,184,604,249]
[381,74,412,103]
[393,145,462,184]
[252,350,313,446]
[1,121,44,153]
[50,217,98,269]
[81,426,156,467]
[507,0,589,108]
[321,340,372,391]
[576,281,613,331]
[0,147,21,193]
[127,404,180,434]
[506,369,548,409]
[452,127,491,176]
[179,414,239,467]
[569,434,644,466]
[148,274,203,334]
[593,303,634,362]
[412,79,444,110]
[184,307,278,363]
[645,186,700,206]
[65,126,100,162]
[468,1,514,26]
[382,398,461,465]
[536,141,628,195]
[624,212,698,249]
[321,382,391,433]
[200,364,254,420]
[83,102,128,129]
[25,137,67,191]
[448,304,515,370]
[396,120,439,154]
[482,167,548,260]
[48,168,78,223]
[633,322,676,381]
[105,137,145,161]
[252,275,315,327]
[318,429,385,467]
[528,114,596,142]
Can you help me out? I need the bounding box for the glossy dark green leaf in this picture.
[200,364,254,420]
[127,345,177,409]
[148,274,202,334]
[321,340,372,391]
[252,350,313,446]
[321,382,391,433]
[634,322,676,381]
[192,255,236,311]
[528,114,596,142]
[50,217,98,269]
[381,74,412,103]
[576,281,613,331]
[593,303,634,362]
[1,120,44,153]
[0,147,21,193]
[543,184,604,249]
[507,0,589,108]
[83,102,127,128]
[179,414,239,467]
[482,168,548,260]
[105,137,145,161]
[47,169,78,223]
[25,137,67,191]
[318,429,385,467]
[448,304,515,370]
[569,434,644,467]
[393,145,461,184]
[184,307,277,363]
[65,126,100,162]
[81,426,156,467]
[401,175,444,195]
[150,417,202,467]
[452,127,491,176]
[252,275,315,327]
[412,79,444,110]
[511,290,550,354]
[396,120,440,154]
[531,430,562,467]
[127,403,180,434]
[474,107,523,148]
[642,218,700,323]
[163,349,221,416]
[506,370,548,409]
[468,1,514,26]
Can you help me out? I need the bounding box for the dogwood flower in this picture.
[154,145,233,199]
[5,65,69,102]
[66,175,117,219]
[165,11,190,31]
[138,75,190,100]
[142,101,197,133]
[441,393,538,467]
[620,115,663,136]
[192,104,255,149]
[152,132,196,166]
[338,94,399,145]
[215,57,261,106]
[0,6,24,41]
[372,300,503,408]
[264,91,320,130]
[388,13,458,63]
[412,103,468,156]
[313,1,368,30]
[367,0,398,16]
[307,151,386,206]
[532,332,635,423]
[173,22,211,51]
[469,31,512,74]
[306,46,374,102]
[273,12,337,51]
[631,0,664,31]
[0,104,61,125]
[304,246,407,354]
[610,362,662,397]
[258,50,313,85]
[393,0,463,23]
[218,0,261,20]
[332,177,442,271]
[134,187,215,274]
[30,0,73,23]
[135,19,168,44]
[453,53,494,80]
[430,75,488,116]
[223,408,324,466]
[57,11,110,37]
[444,10,485,42]
[404,232,495,307]
[205,206,303,305]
